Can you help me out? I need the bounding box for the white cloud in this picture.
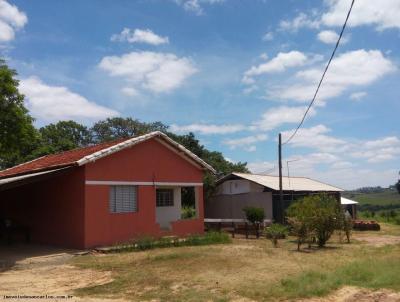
[317,30,349,44]
[282,124,400,164]
[223,134,268,151]
[349,91,367,101]
[20,76,119,123]
[268,49,396,103]
[262,31,274,41]
[170,123,246,135]
[175,0,224,15]
[279,12,320,32]
[281,124,347,153]
[111,28,169,45]
[98,51,197,94]
[351,136,400,163]
[0,0,27,42]
[322,0,400,30]
[121,87,139,97]
[243,51,307,84]
[253,106,317,131]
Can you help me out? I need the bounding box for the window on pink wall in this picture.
[109,185,138,213]
[156,189,174,207]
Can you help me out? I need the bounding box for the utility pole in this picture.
[278,133,283,223]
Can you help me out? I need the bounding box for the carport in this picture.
[0,167,85,248]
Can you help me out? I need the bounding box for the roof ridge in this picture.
[234,172,309,179]
[0,131,215,179]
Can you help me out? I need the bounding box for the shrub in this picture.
[287,194,341,248]
[243,206,265,238]
[135,236,156,251]
[265,223,288,247]
[243,206,265,224]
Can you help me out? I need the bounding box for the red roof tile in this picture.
[0,138,130,179]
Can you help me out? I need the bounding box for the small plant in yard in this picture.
[265,223,288,247]
[243,206,265,238]
[343,216,353,243]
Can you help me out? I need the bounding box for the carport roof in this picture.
[0,131,215,179]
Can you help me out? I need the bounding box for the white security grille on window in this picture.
[156,189,174,207]
[109,186,137,213]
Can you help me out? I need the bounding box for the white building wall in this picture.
[216,180,264,195]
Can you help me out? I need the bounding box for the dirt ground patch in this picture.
[0,246,126,302]
[355,234,400,247]
[302,286,400,302]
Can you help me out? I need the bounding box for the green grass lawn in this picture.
[71,224,400,301]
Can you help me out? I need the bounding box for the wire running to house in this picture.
[282,0,355,145]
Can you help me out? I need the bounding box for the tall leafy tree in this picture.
[90,117,168,143]
[0,59,38,169]
[29,120,91,158]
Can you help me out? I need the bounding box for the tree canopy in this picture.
[0,59,38,169]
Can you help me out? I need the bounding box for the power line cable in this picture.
[283,0,355,145]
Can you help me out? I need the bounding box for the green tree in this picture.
[29,120,91,158]
[91,117,167,143]
[0,59,39,168]
[396,179,400,194]
[287,194,342,248]
[243,206,265,238]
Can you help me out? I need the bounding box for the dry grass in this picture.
[71,224,400,301]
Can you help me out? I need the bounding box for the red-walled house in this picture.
[0,132,215,249]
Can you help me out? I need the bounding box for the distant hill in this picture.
[343,188,400,213]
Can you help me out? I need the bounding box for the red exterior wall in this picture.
[83,138,205,248]
[0,168,85,248]
[0,138,206,249]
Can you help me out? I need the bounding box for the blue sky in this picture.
[1,0,400,189]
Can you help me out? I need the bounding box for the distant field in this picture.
[343,190,400,206]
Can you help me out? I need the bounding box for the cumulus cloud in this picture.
[98,51,197,94]
[262,31,274,41]
[0,0,27,42]
[20,77,119,123]
[279,12,320,32]
[267,49,395,103]
[349,91,367,101]
[280,0,400,33]
[242,51,308,84]
[175,0,225,15]
[351,136,400,163]
[282,124,400,164]
[170,123,246,135]
[223,134,268,152]
[253,106,317,131]
[317,30,349,44]
[111,28,169,45]
[322,0,400,30]
[281,124,347,153]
